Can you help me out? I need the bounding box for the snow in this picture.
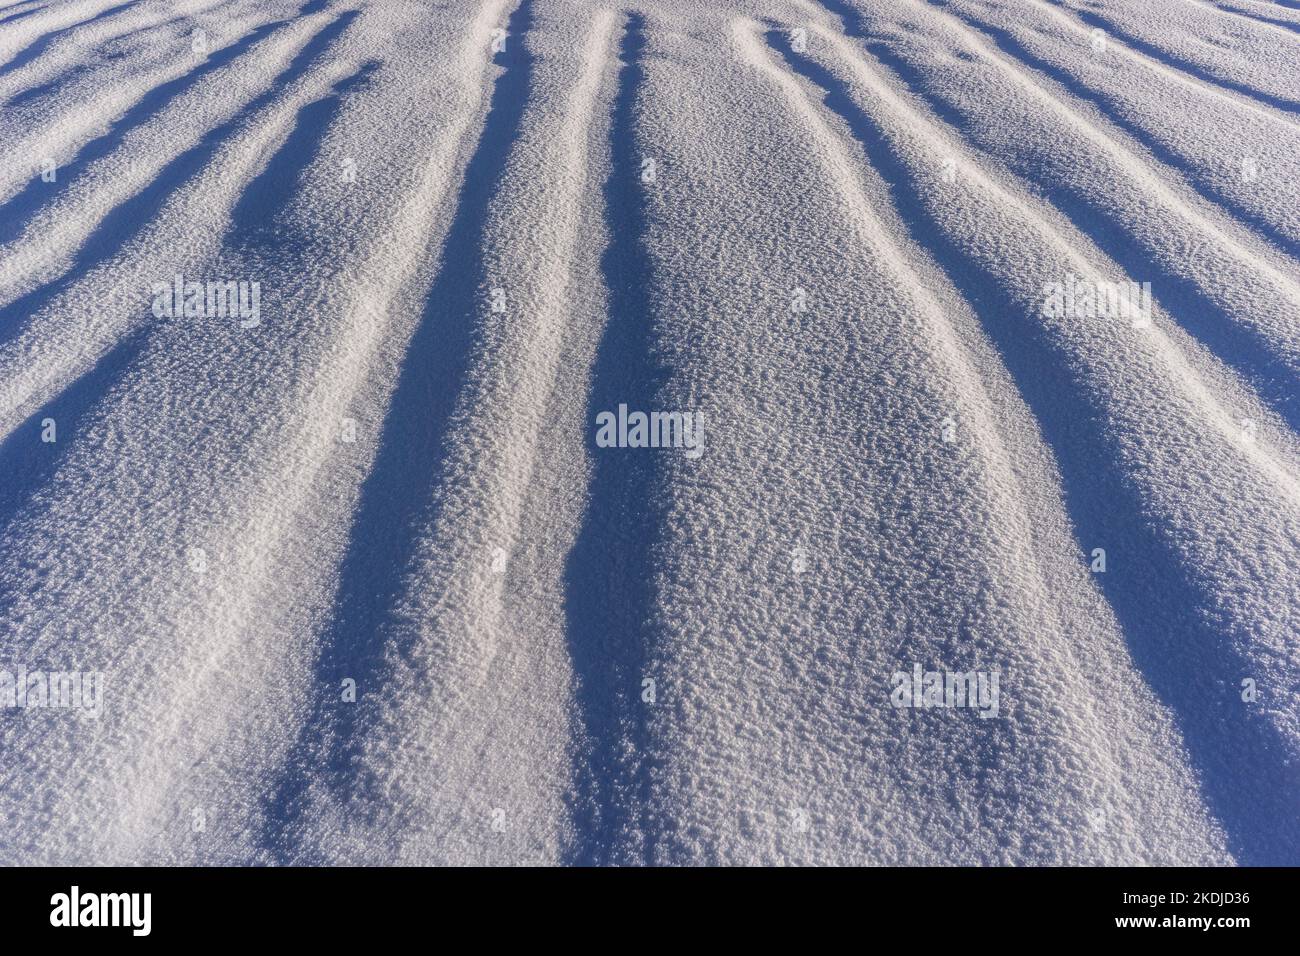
[0,0,1296,865]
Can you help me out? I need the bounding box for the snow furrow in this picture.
[0,2,315,209]
[289,1,620,866]
[0,0,139,65]
[1038,0,1300,117]
[780,12,1300,861]
[1177,0,1300,41]
[738,17,1206,860]
[934,0,1300,261]
[0,6,356,434]
[0,4,51,26]
[0,0,230,105]
[808,0,1300,435]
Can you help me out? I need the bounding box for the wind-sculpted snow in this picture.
[0,0,1295,865]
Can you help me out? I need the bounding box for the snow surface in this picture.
[0,0,1296,865]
